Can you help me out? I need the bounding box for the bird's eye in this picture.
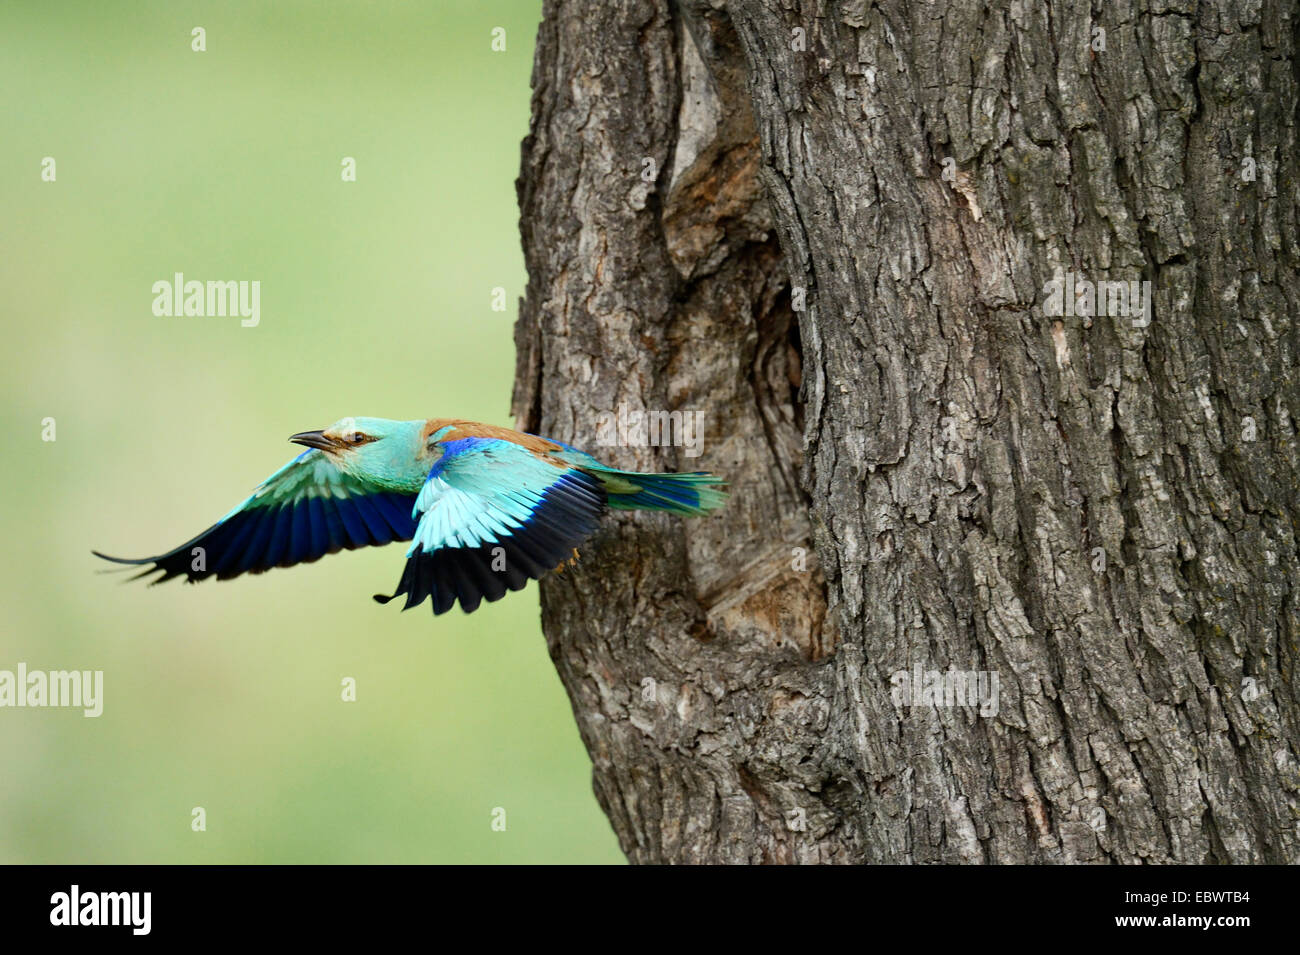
[350,432,367,444]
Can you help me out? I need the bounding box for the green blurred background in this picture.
[0,1,623,863]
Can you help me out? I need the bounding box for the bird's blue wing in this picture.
[95,450,418,583]
[375,437,606,615]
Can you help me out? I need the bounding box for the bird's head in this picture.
[290,417,430,490]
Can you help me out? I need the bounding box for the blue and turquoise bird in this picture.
[95,417,727,615]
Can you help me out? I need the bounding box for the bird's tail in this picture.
[581,465,727,516]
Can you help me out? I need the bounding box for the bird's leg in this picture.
[552,548,582,574]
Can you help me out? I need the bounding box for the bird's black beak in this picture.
[289,430,343,452]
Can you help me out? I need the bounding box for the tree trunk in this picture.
[514,0,1300,864]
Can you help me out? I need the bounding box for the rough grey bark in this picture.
[514,0,1300,863]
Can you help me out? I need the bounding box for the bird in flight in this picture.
[95,417,727,616]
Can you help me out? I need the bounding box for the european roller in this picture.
[95,417,727,615]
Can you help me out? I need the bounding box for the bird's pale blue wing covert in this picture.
[375,437,606,615]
